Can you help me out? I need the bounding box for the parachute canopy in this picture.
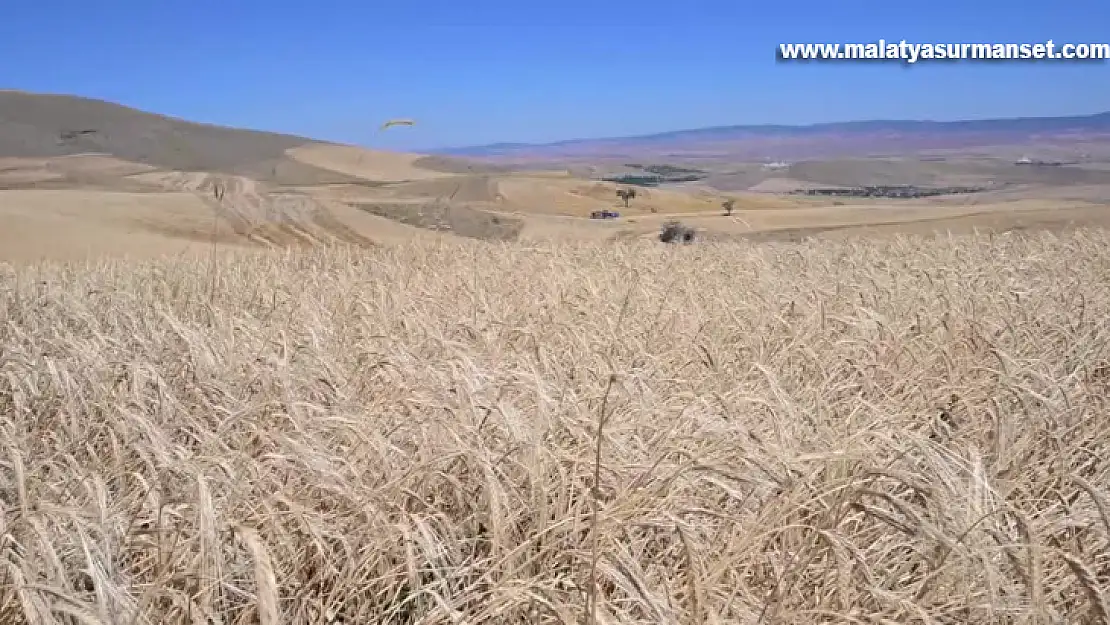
[380,118,415,131]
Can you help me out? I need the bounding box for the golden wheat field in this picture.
[2,230,1109,624]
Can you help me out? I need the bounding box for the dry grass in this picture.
[1,230,1109,624]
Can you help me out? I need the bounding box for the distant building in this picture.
[1015,156,1064,167]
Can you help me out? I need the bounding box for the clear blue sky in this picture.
[1,0,1107,151]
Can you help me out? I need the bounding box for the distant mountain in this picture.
[7,89,1108,170]
[435,111,1110,161]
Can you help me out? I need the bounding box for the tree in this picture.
[659,220,695,244]
[722,199,735,216]
[616,188,637,207]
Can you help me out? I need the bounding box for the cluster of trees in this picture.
[603,164,708,187]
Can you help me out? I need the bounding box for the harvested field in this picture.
[1,230,1109,623]
[352,200,523,241]
[285,144,457,183]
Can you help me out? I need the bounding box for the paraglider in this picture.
[379,118,415,131]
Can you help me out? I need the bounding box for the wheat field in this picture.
[1,230,1109,624]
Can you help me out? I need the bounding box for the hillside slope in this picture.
[0,90,359,184]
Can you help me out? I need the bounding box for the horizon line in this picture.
[4,87,1108,154]
[431,108,1110,153]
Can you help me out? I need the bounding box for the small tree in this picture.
[722,198,735,216]
[616,188,637,207]
[660,220,695,244]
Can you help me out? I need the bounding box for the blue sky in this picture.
[1,0,1107,151]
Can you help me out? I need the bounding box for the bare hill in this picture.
[0,90,360,184]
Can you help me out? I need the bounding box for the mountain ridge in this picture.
[6,89,1110,165]
[434,110,1110,160]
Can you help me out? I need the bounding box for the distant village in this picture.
[1014,156,1070,166]
[792,185,985,199]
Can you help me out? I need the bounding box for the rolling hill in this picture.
[0,89,369,185]
[0,90,514,185]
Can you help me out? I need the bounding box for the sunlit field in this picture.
[2,231,1108,624]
